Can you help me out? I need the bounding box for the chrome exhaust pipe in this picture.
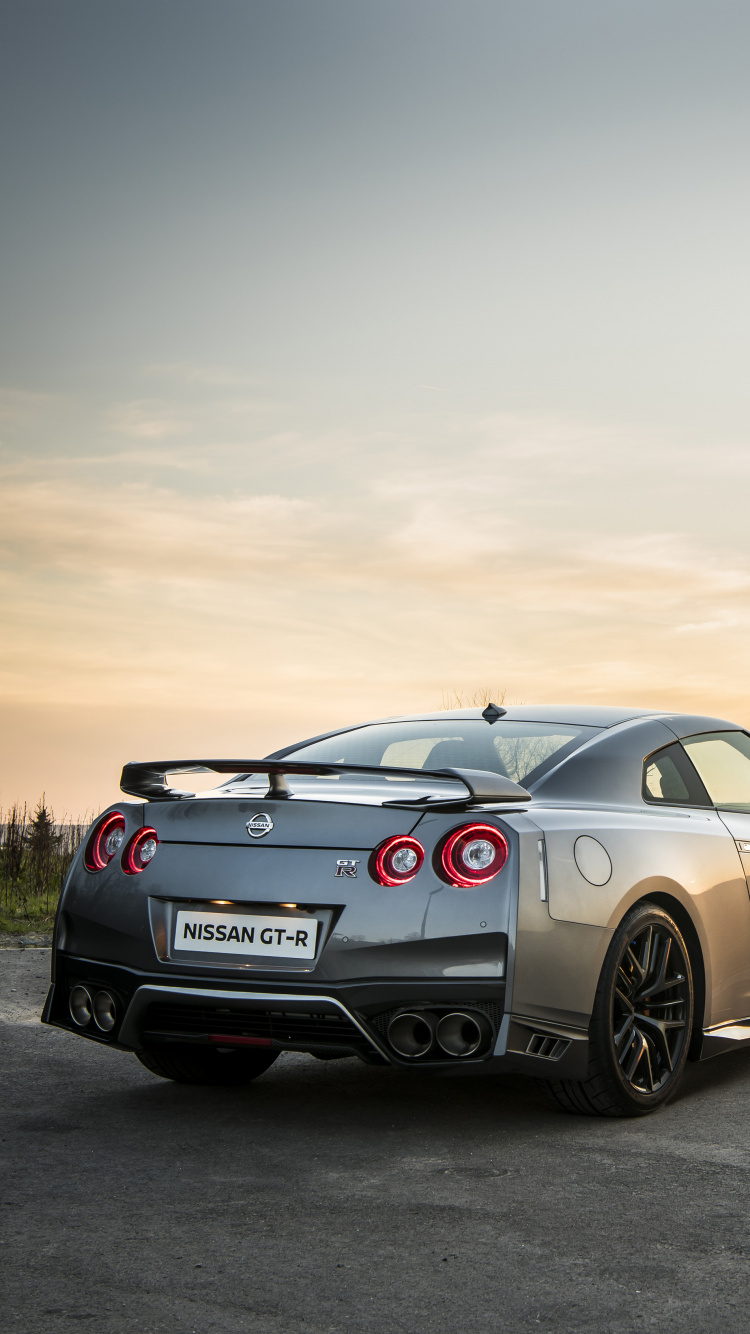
[436,1011,491,1058]
[387,1011,436,1059]
[69,985,93,1027]
[93,990,117,1033]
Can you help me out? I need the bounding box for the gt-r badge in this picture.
[246,813,274,839]
[335,859,359,878]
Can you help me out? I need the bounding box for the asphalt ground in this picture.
[3,952,750,1334]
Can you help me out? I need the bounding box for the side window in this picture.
[681,732,750,812]
[642,743,710,807]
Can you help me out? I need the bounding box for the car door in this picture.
[680,731,750,891]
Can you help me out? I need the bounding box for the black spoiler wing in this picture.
[119,759,531,806]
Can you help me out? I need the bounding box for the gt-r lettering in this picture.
[295,930,308,947]
[275,928,286,945]
[260,928,273,944]
[335,859,359,878]
[241,926,254,943]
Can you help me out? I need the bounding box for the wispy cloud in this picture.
[106,399,191,440]
[3,385,750,810]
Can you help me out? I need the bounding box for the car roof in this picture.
[364,705,738,730]
[269,705,742,763]
[373,705,650,727]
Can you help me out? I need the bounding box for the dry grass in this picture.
[0,800,91,934]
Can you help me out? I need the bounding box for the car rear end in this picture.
[43,776,519,1071]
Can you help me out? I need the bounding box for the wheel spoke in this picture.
[621,1029,649,1082]
[614,1013,635,1051]
[641,930,666,995]
[635,1014,683,1073]
[617,963,636,998]
[637,926,655,981]
[640,1033,657,1092]
[639,935,682,1002]
[624,943,646,990]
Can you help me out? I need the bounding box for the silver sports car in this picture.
[43,704,750,1117]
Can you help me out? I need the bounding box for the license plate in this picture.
[173,910,317,960]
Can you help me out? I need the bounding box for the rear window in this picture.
[282,720,597,787]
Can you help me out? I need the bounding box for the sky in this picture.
[2,0,750,815]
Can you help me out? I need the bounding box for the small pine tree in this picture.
[25,797,61,911]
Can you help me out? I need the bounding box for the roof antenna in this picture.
[481,702,507,724]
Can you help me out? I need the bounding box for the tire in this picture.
[136,1044,279,1086]
[544,902,694,1117]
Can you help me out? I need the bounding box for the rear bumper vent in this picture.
[525,1033,571,1061]
[141,1001,371,1055]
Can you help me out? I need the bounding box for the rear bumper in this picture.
[43,951,590,1079]
[43,951,508,1070]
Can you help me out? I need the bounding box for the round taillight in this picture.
[370,835,425,886]
[122,827,159,875]
[438,823,508,888]
[84,812,126,872]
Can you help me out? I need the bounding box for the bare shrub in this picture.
[440,686,507,711]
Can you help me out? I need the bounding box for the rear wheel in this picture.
[137,1044,279,1086]
[545,903,694,1117]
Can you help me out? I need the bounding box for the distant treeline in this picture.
[0,800,91,930]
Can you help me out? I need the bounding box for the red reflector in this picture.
[209,1034,272,1047]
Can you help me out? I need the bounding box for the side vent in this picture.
[526,1033,571,1061]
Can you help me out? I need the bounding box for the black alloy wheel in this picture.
[137,1044,279,1085]
[612,917,690,1094]
[545,903,694,1117]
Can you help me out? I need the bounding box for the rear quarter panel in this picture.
[536,807,750,1029]
[505,815,612,1030]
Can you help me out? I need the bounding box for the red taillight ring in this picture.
[438,823,508,888]
[370,835,425,886]
[84,812,126,873]
[122,827,159,875]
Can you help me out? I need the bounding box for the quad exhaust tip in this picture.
[388,1012,436,1058]
[93,990,117,1032]
[69,985,117,1033]
[386,1009,492,1060]
[436,1011,488,1058]
[69,985,92,1027]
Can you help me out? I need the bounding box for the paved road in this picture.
[3,950,750,1334]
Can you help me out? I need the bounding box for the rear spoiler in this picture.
[119,759,531,807]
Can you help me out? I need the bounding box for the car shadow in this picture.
[52,1041,750,1137]
[91,1052,563,1137]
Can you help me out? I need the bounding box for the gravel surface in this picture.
[3,950,750,1332]
[0,932,53,949]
